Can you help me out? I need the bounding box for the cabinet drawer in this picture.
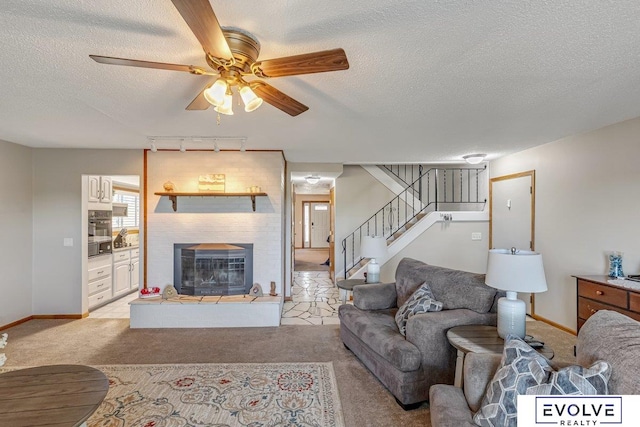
[88,254,111,269]
[578,296,640,323]
[88,276,112,296]
[577,280,627,309]
[113,251,130,263]
[89,288,111,308]
[629,292,640,313]
[88,264,111,281]
[131,248,139,258]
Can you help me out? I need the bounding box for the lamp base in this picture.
[366,259,380,283]
[496,291,526,339]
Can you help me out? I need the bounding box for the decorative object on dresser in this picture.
[607,251,624,277]
[573,275,640,331]
[485,248,548,339]
[360,235,387,284]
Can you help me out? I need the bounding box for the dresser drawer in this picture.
[577,280,627,309]
[629,292,640,313]
[88,276,112,296]
[578,296,640,323]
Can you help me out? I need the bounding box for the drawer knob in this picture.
[595,290,604,295]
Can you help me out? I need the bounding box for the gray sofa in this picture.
[429,310,640,426]
[338,258,501,408]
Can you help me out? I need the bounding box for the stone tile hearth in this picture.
[281,271,346,326]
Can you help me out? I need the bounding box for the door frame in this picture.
[489,170,537,313]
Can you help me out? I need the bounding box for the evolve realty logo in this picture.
[518,396,629,426]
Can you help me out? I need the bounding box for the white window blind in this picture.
[112,190,139,229]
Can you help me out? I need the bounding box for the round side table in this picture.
[336,279,367,304]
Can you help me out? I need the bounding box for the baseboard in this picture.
[32,314,86,320]
[531,313,577,336]
[0,315,33,331]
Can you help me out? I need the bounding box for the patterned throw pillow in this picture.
[394,282,443,336]
[473,335,611,427]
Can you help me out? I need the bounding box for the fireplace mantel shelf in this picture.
[154,192,268,212]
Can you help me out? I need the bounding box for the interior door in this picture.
[310,203,330,248]
[490,170,536,314]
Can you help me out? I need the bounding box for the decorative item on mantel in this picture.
[0,333,7,367]
[163,285,178,299]
[270,281,278,296]
[140,287,161,299]
[250,283,264,297]
[163,181,175,192]
[198,174,225,192]
[608,251,624,278]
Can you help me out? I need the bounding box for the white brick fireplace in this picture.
[139,150,285,327]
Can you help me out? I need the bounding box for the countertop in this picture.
[112,244,139,253]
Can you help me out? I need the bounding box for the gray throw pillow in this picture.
[394,282,443,336]
[473,335,611,427]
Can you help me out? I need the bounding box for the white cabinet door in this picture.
[130,257,140,290]
[113,262,130,296]
[100,176,113,203]
[88,176,101,203]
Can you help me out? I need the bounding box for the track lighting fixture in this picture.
[214,142,220,152]
[150,139,157,152]
[179,139,186,153]
[240,139,246,152]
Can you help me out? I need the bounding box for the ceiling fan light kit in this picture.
[89,0,349,120]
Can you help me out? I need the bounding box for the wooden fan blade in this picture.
[186,83,213,110]
[89,55,211,75]
[251,81,309,116]
[252,48,349,78]
[170,0,233,62]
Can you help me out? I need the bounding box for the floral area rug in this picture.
[2,362,344,427]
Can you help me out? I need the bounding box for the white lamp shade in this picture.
[485,249,548,293]
[361,236,387,259]
[203,79,228,107]
[214,92,234,115]
[239,86,263,112]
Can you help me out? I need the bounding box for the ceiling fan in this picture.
[89,0,349,117]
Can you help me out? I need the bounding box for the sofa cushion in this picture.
[577,310,640,395]
[394,258,496,313]
[473,335,611,427]
[395,282,443,336]
[338,304,422,372]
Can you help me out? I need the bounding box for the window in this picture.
[112,190,139,229]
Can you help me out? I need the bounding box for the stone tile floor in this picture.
[89,271,347,325]
[281,271,348,326]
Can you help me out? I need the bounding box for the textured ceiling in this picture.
[1,1,640,163]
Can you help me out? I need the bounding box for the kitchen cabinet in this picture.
[88,255,112,309]
[112,247,140,297]
[88,175,112,205]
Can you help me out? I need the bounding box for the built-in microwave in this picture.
[88,210,112,257]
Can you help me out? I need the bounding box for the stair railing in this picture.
[381,164,424,186]
[342,166,486,278]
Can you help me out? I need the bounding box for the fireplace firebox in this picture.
[174,243,253,295]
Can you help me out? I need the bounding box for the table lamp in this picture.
[361,236,387,283]
[485,248,548,339]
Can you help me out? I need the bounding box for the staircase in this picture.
[341,165,487,279]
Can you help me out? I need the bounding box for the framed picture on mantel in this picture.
[198,174,225,192]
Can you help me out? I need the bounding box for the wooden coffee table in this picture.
[447,325,554,387]
[0,364,109,427]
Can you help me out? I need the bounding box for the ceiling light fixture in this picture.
[240,139,246,152]
[203,78,228,107]
[305,175,321,185]
[214,142,220,152]
[239,84,263,112]
[214,87,234,116]
[463,153,487,164]
[150,139,157,153]
[179,139,186,153]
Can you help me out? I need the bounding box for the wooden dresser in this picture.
[574,275,640,331]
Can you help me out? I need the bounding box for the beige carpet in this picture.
[0,362,344,426]
[295,248,330,271]
[1,318,577,427]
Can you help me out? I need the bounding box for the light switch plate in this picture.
[63,238,73,247]
[471,232,482,241]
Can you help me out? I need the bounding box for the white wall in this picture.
[32,149,143,316]
[335,165,396,274]
[146,151,285,296]
[380,220,490,283]
[491,116,640,331]
[0,140,33,325]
